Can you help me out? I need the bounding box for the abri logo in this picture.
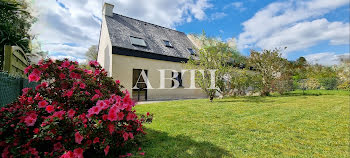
[132,69,218,90]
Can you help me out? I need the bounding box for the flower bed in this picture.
[0,59,152,157]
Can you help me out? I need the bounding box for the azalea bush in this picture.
[0,59,152,157]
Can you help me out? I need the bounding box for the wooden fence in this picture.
[0,45,34,107]
[2,45,29,77]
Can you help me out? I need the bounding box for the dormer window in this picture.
[187,48,196,55]
[130,36,147,47]
[164,40,173,47]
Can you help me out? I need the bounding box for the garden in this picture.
[135,90,349,157]
[1,0,349,157]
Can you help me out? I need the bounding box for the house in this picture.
[97,3,206,101]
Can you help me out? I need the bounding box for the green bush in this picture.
[319,77,338,90]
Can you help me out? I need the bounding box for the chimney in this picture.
[103,3,114,17]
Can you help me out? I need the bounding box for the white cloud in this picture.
[32,0,212,63]
[223,2,246,12]
[50,55,88,64]
[256,18,349,52]
[237,0,350,55]
[210,12,227,20]
[304,52,349,66]
[107,0,212,27]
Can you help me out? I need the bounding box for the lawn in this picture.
[134,90,349,157]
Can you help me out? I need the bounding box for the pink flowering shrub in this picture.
[0,59,152,157]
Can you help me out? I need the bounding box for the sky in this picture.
[31,0,350,65]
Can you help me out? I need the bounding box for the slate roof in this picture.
[105,13,195,59]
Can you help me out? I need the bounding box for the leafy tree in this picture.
[230,68,262,96]
[248,48,291,96]
[291,57,308,89]
[85,45,98,61]
[0,0,36,67]
[185,33,242,101]
[336,55,350,90]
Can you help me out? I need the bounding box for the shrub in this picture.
[306,78,320,90]
[0,59,152,157]
[319,77,338,90]
[337,81,350,91]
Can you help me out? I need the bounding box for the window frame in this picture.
[187,48,196,55]
[129,36,147,47]
[163,40,173,48]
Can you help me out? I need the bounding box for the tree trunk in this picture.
[209,95,214,102]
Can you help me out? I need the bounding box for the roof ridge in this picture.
[112,13,186,34]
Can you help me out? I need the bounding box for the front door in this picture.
[132,69,148,101]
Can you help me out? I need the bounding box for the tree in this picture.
[185,33,242,101]
[0,0,36,68]
[248,48,291,96]
[85,45,98,61]
[336,55,350,90]
[291,57,308,90]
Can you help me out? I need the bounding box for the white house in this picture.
[97,3,206,101]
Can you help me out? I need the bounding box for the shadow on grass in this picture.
[217,96,275,103]
[271,92,324,97]
[139,129,232,158]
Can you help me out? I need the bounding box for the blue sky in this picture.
[31,0,349,65]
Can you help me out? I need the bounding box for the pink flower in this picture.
[107,123,115,134]
[28,74,40,82]
[89,60,99,67]
[27,97,34,104]
[61,61,70,68]
[41,82,48,88]
[53,110,66,120]
[64,90,73,98]
[75,132,84,144]
[22,88,31,95]
[116,80,120,84]
[68,65,75,71]
[24,113,37,126]
[38,100,48,108]
[91,94,100,101]
[104,145,110,156]
[33,128,39,134]
[139,152,145,156]
[45,105,55,113]
[54,142,63,151]
[59,73,66,80]
[67,109,76,118]
[123,132,129,141]
[126,113,136,121]
[96,100,110,110]
[24,65,32,74]
[60,151,74,158]
[73,148,84,158]
[88,106,101,116]
[129,132,134,139]
[34,93,43,101]
[117,112,124,121]
[79,83,86,89]
[107,109,117,121]
[32,69,42,76]
[93,137,100,144]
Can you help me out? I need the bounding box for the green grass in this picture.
[134,90,350,157]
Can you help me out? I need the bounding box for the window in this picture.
[163,40,173,47]
[171,72,183,87]
[187,48,196,55]
[130,36,147,47]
